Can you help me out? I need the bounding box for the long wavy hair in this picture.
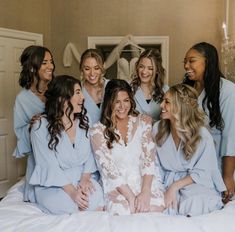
[131,49,165,102]
[101,79,139,149]
[155,84,205,160]
[19,45,55,92]
[183,42,224,131]
[44,75,89,151]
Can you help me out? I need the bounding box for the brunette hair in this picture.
[183,42,224,131]
[131,49,165,102]
[19,45,55,92]
[101,79,138,149]
[44,75,89,150]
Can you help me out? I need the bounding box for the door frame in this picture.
[0,27,43,45]
[88,36,169,83]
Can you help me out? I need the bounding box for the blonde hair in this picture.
[155,84,205,159]
[80,49,105,88]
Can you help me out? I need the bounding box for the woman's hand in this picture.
[126,195,136,214]
[135,190,151,213]
[222,175,235,204]
[222,156,235,204]
[116,184,136,214]
[164,185,178,210]
[63,183,89,210]
[164,176,193,210]
[78,173,96,194]
[74,186,89,210]
[29,113,42,130]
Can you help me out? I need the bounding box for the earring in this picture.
[30,68,34,73]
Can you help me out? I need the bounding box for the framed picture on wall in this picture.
[87,36,169,83]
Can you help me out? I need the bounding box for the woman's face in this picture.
[38,51,54,82]
[82,57,102,85]
[160,91,174,123]
[137,57,154,84]
[113,90,131,121]
[184,49,206,83]
[69,83,85,114]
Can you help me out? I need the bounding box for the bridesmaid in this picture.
[153,84,226,216]
[30,75,104,214]
[80,49,109,124]
[183,42,235,202]
[131,49,168,122]
[13,45,55,202]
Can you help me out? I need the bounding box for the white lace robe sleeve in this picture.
[90,123,127,190]
[139,115,156,176]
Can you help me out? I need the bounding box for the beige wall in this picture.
[51,0,224,85]
[0,0,51,48]
[229,0,235,41]
[0,0,226,85]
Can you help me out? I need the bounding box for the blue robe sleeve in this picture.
[220,81,235,157]
[189,128,226,192]
[29,119,71,187]
[13,97,31,157]
[83,142,97,173]
[82,116,97,173]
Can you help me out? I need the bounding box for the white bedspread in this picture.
[0,179,235,232]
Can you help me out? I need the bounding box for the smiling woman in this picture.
[29,75,104,214]
[183,42,235,203]
[13,45,55,203]
[80,49,109,124]
[131,49,169,122]
[153,84,226,216]
[90,79,165,215]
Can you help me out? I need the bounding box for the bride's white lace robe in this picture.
[90,114,165,215]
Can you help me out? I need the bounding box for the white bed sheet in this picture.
[0,179,235,232]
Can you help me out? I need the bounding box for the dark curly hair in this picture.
[44,75,89,151]
[19,45,55,92]
[183,42,224,131]
[101,79,138,149]
[131,49,165,102]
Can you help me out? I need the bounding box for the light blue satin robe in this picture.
[83,78,109,124]
[134,84,169,122]
[13,89,44,202]
[29,118,104,214]
[153,122,226,216]
[198,78,235,170]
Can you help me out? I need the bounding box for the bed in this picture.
[0,179,235,232]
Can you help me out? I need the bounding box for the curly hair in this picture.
[155,84,205,160]
[100,79,139,149]
[19,45,55,92]
[44,75,89,151]
[183,42,224,131]
[131,49,165,102]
